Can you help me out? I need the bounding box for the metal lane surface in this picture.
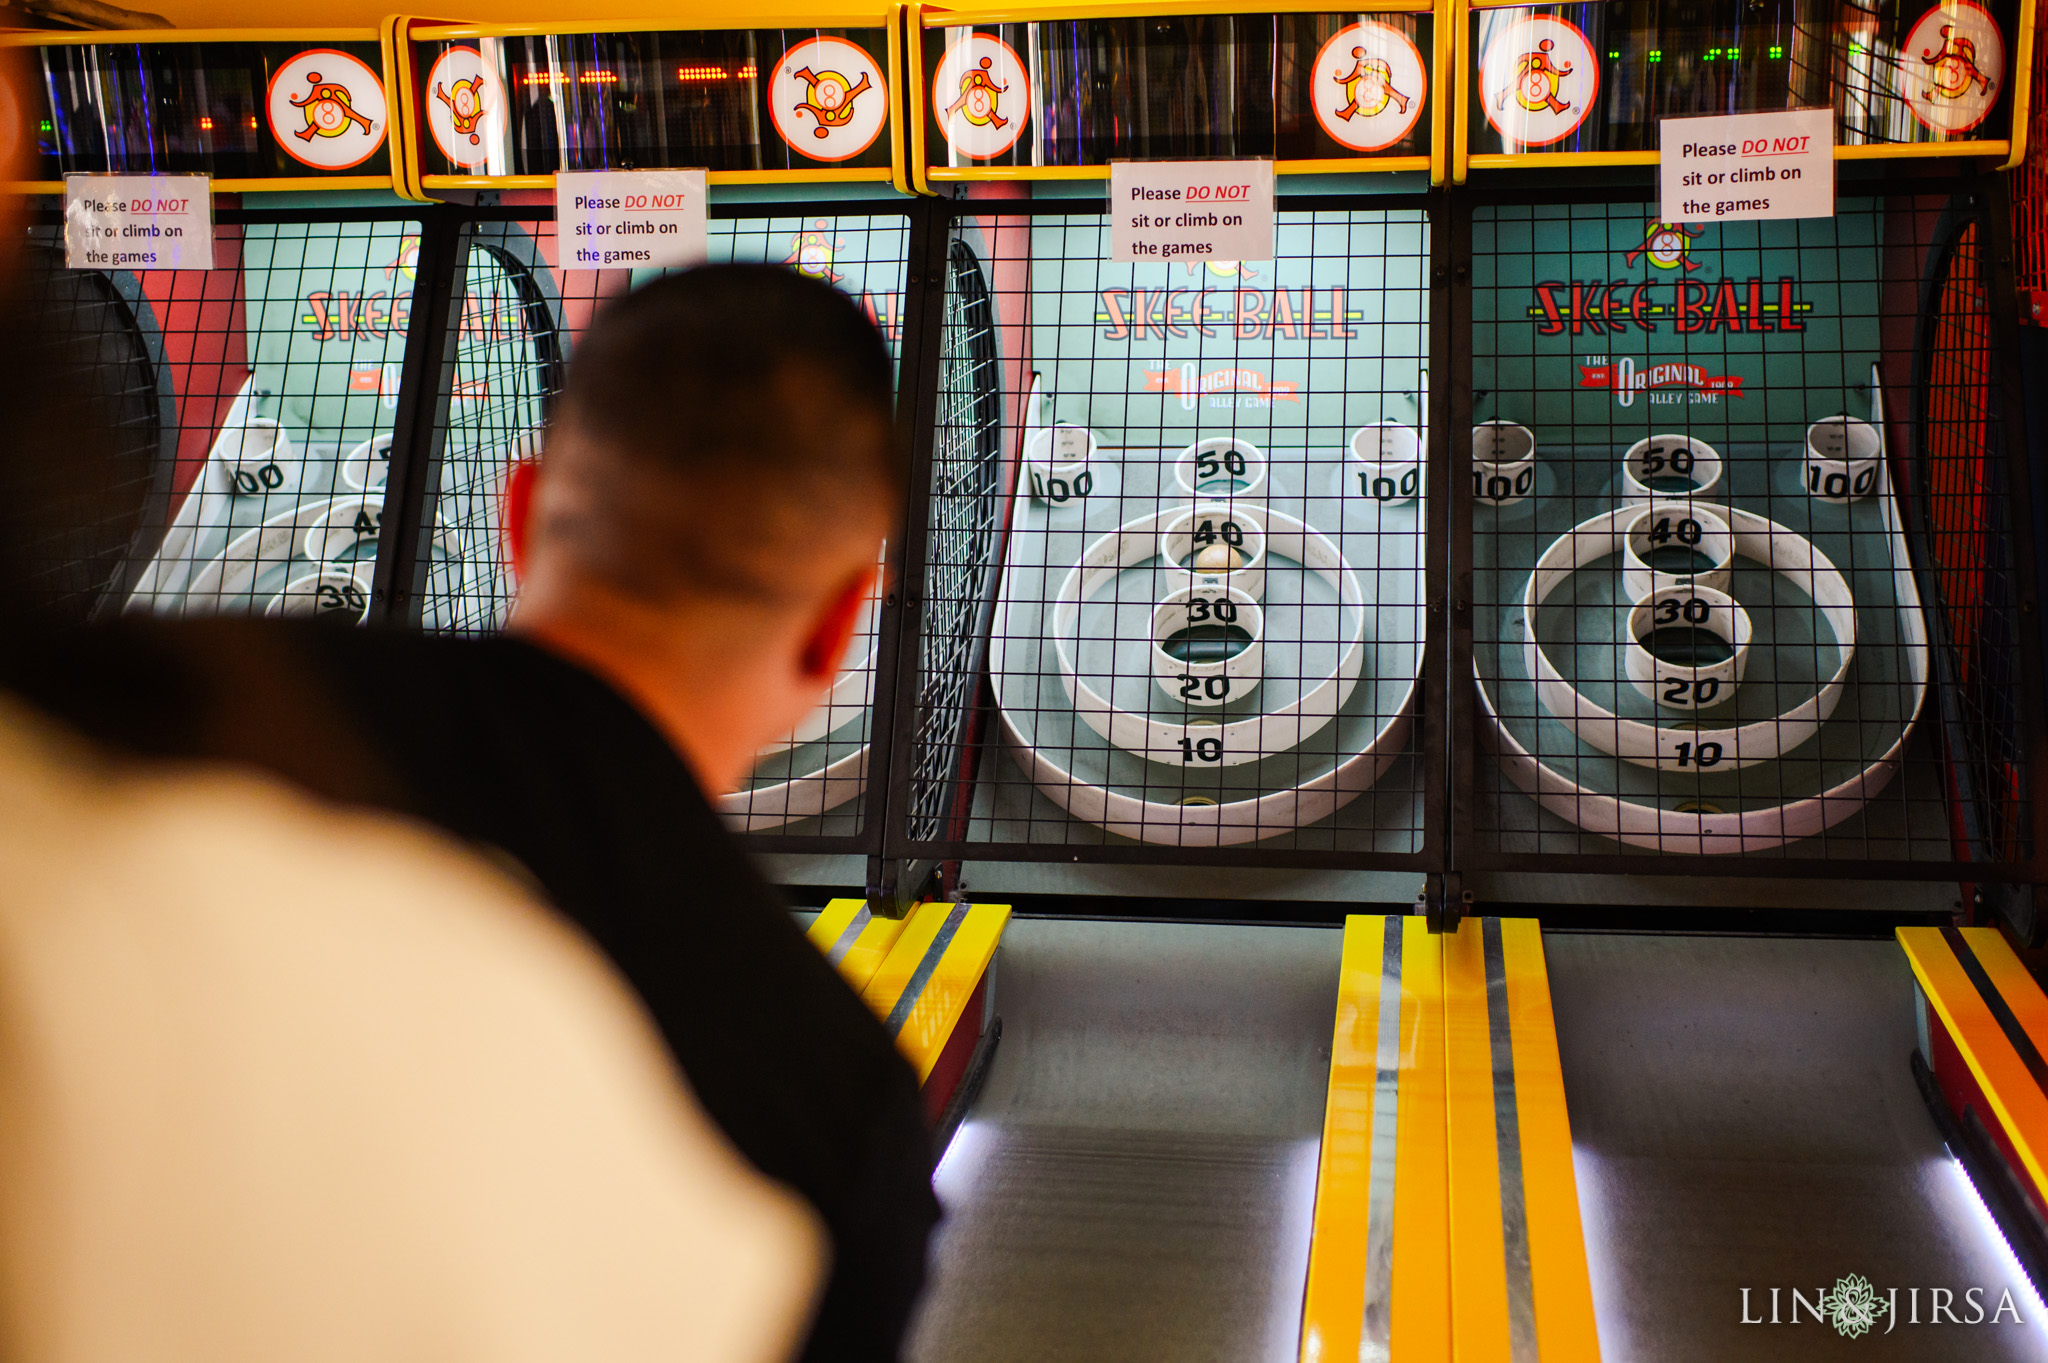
[908,918,1341,1363]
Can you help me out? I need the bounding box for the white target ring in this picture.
[1525,505,1858,770]
[1051,507,1366,767]
[1150,584,1265,709]
[1473,420,1537,506]
[1623,583,1752,711]
[1620,499,1737,600]
[1024,423,1097,506]
[1349,422,1423,505]
[1804,416,1881,504]
[1173,436,1266,499]
[1158,502,1268,600]
[1621,434,1723,503]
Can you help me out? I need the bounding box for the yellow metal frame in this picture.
[923,0,1429,22]
[1449,0,1468,182]
[907,1,933,192]
[914,2,1442,184]
[0,27,399,194]
[803,898,913,994]
[858,900,1011,1083]
[1452,0,2030,177]
[1898,926,2048,1202]
[0,27,381,45]
[393,11,909,199]
[1999,0,2037,171]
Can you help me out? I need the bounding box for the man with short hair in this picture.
[13,265,939,1363]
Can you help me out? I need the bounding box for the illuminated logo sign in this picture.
[770,37,888,162]
[1479,15,1597,147]
[1528,276,1811,336]
[425,46,498,169]
[1096,286,1364,340]
[1145,366,1302,408]
[1312,21,1427,152]
[267,50,387,171]
[1580,359,1743,403]
[1626,220,1705,272]
[933,34,1029,160]
[785,220,846,282]
[1904,2,2004,134]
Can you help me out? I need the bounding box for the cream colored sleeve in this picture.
[0,700,825,1363]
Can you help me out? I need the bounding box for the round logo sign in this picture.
[1479,15,1598,147]
[1903,1,2004,134]
[266,49,388,171]
[1312,22,1428,152]
[424,46,499,169]
[932,34,1028,160]
[769,37,888,162]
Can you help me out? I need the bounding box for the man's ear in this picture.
[504,458,541,582]
[800,564,879,681]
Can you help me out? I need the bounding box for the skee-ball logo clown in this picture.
[1312,21,1428,152]
[769,37,888,162]
[933,34,1029,159]
[266,50,388,170]
[1479,14,1598,146]
[425,47,498,169]
[1903,1,2005,134]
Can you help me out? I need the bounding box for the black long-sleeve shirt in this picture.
[11,620,938,1363]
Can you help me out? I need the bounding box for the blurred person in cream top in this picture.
[0,696,824,1363]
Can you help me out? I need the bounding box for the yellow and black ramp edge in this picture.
[1445,918,1601,1363]
[860,899,1012,1130]
[806,897,913,994]
[1898,925,2048,1271]
[1300,915,1449,1362]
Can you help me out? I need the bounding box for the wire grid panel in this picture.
[64,216,420,626]
[909,205,1432,856]
[1466,195,2019,865]
[420,208,912,842]
[1913,199,2031,868]
[10,233,176,622]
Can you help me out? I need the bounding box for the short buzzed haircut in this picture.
[544,263,902,604]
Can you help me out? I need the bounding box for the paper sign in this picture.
[1110,160,1274,266]
[64,175,213,271]
[1660,108,1833,225]
[556,170,708,271]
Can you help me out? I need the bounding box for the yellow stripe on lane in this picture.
[1392,916,1451,1360]
[1961,927,2048,1058]
[1499,918,1600,1362]
[858,901,1011,1082]
[803,898,912,994]
[1300,918,1386,1363]
[1298,916,1449,1363]
[890,904,1010,1082]
[1446,917,1601,1362]
[1899,927,2048,1202]
[1444,917,1511,1362]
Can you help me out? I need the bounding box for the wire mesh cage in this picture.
[15,210,424,628]
[412,202,916,845]
[1460,184,2039,876]
[890,196,1436,867]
